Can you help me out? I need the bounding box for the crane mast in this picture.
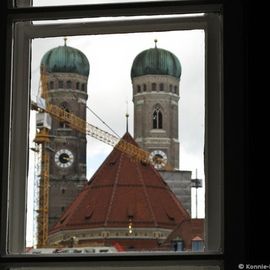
[34,66,51,248]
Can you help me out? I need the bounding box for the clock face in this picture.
[54,149,74,168]
[149,150,168,169]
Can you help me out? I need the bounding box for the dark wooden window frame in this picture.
[0,1,249,269]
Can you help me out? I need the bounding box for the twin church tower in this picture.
[39,39,191,229]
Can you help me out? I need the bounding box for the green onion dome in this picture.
[41,39,89,77]
[131,40,181,79]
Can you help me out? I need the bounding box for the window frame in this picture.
[0,1,249,268]
[2,3,222,255]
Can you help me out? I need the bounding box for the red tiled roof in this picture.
[50,132,191,234]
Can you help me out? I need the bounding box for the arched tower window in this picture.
[76,82,80,90]
[58,80,64,88]
[137,85,141,93]
[159,83,164,91]
[153,105,163,129]
[151,83,157,91]
[67,80,72,89]
[81,83,85,91]
[143,84,147,91]
[49,81,54,90]
[59,102,70,128]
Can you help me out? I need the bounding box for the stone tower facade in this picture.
[131,41,181,170]
[40,42,90,228]
[132,74,180,170]
[131,42,191,213]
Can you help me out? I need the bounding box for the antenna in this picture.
[191,168,203,218]
[125,100,129,132]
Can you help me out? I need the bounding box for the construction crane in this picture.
[33,65,51,248]
[32,98,172,169]
[32,68,172,248]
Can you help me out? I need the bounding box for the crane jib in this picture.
[31,99,169,169]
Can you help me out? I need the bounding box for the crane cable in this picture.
[65,90,121,139]
[47,71,120,139]
[86,105,120,138]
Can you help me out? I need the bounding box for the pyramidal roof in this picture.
[50,132,190,234]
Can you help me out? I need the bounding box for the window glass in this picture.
[26,28,205,253]
[192,239,204,251]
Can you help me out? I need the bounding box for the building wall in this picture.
[159,170,192,214]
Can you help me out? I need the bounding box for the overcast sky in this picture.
[27,29,205,246]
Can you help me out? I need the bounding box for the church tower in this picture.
[40,39,90,228]
[131,40,181,170]
[131,41,191,214]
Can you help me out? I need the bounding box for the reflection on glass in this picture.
[27,30,205,254]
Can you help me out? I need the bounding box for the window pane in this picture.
[26,28,205,253]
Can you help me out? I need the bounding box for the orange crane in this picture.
[32,102,171,169]
[32,68,172,247]
[33,65,51,248]
[32,99,172,169]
